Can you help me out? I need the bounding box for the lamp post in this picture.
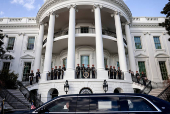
[64,80,69,94]
[103,80,108,93]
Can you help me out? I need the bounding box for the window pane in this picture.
[7,37,15,50]
[45,97,77,112]
[22,62,31,81]
[63,58,67,69]
[81,27,89,33]
[90,96,119,112]
[138,61,147,76]
[159,61,168,80]
[134,36,142,49]
[27,37,35,50]
[2,62,10,70]
[120,97,157,111]
[153,37,161,49]
[76,97,90,112]
[81,56,89,67]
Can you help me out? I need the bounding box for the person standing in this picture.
[141,71,147,86]
[76,64,80,79]
[81,64,86,78]
[62,65,66,79]
[30,70,34,85]
[117,67,122,79]
[58,66,62,79]
[136,71,140,83]
[113,66,117,79]
[109,66,113,79]
[36,69,40,83]
[91,65,95,79]
[105,65,109,77]
[86,65,91,78]
[54,66,58,80]
[51,68,54,80]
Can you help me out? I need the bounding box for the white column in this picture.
[114,12,128,72]
[64,5,76,79]
[125,23,136,73]
[34,24,44,73]
[42,13,55,81]
[94,5,108,79]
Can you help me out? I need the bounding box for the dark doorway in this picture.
[51,89,58,99]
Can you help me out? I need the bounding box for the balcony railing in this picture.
[42,28,128,46]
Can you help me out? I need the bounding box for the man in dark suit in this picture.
[86,65,91,78]
[109,66,113,79]
[91,65,95,79]
[117,67,122,79]
[58,66,62,79]
[51,68,54,80]
[81,64,86,78]
[113,66,117,79]
[54,66,58,80]
[62,65,66,79]
[36,69,40,83]
[30,70,34,85]
[76,64,80,79]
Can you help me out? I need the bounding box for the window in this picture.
[159,61,168,80]
[117,61,120,69]
[153,36,161,49]
[90,96,119,112]
[81,56,89,67]
[134,36,142,49]
[138,61,147,76]
[2,62,10,70]
[42,97,77,112]
[119,97,157,111]
[23,62,31,81]
[27,37,35,50]
[104,58,107,68]
[76,97,90,112]
[81,27,89,33]
[63,58,67,69]
[7,37,15,50]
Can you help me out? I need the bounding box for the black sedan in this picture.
[5,93,170,114]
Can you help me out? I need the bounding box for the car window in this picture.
[120,97,157,111]
[89,96,119,112]
[76,97,90,112]
[44,97,77,112]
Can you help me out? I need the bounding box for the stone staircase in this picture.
[7,89,31,109]
[149,88,166,97]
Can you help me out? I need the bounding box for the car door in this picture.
[89,95,128,114]
[33,96,77,114]
[76,96,90,114]
[119,96,162,114]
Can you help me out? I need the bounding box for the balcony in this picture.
[42,28,125,45]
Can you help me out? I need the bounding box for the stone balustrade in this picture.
[0,17,36,24]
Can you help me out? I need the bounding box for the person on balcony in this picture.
[36,69,40,83]
[54,66,58,80]
[105,65,109,77]
[86,65,91,78]
[109,66,113,79]
[76,64,80,79]
[51,68,54,80]
[136,71,140,83]
[62,65,66,79]
[141,71,147,86]
[117,67,122,79]
[91,65,95,79]
[30,70,34,85]
[58,66,62,79]
[113,66,117,79]
[81,64,86,78]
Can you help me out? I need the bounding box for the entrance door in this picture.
[23,62,31,81]
[159,61,168,80]
[81,56,89,67]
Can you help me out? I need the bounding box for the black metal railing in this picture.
[140,81,152,94]
[54,29,68,37]
[17,81,43,107]
[0,84,30,109]
[102,29,117,38]
[157,85,170,102]
[46,71,64,81]
[76,70,97,79]
[76,28,96,34]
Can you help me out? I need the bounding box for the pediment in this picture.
[20,54,35,59]
[135,53,149,58]
[155,53,170,58]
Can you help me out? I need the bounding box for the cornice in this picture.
[36,0,132,23]
[0,24,39,29]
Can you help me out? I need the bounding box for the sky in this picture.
[0,0,168,18]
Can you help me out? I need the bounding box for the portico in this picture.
[34,4,135,82]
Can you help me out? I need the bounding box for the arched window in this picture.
[79,88,93,94]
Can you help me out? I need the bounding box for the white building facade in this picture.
[0,0,170,102]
